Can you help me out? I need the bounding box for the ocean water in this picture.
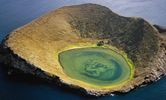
[0,0,166,100]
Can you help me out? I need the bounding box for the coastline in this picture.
[0,3,165,96]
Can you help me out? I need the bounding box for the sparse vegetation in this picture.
[1,4,162,96]
[68,4,159,68]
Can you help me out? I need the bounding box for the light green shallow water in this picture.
[58,47,131,86]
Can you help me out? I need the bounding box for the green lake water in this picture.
[1,1,166,99]
[58,47,131,86]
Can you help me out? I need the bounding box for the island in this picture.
[0,4,165,96]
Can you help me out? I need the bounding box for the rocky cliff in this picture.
[0,4,166,96]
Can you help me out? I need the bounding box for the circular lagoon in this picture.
[58,47,133,87]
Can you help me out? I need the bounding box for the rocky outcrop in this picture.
[68,4,159,68]
[0,43,56,81]
[153,24,166,33]
[0,4,166,96]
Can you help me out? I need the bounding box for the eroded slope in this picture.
[1,4,166,96]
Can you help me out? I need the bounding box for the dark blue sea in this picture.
[0,0,166,100]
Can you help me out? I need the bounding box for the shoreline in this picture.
[58,45,134,89]
[0,3,165,96]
